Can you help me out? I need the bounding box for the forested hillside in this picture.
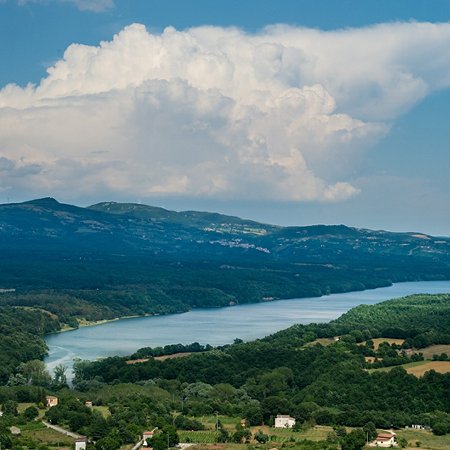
[0,198,449,327]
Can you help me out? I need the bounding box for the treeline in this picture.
[71,294,450,432]
[131,342,212,359]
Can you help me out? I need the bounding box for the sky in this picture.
[1,1,450,235]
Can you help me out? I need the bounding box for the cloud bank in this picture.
[1,22,450,202]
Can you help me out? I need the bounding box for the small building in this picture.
[370,432,397,447]
[142,431,154,446]
[84,401,93,408]
[10,426,21,435]
[75,437,88,450]
[240,418,247,428]
[274,415,296,428]
[46,395,59,408]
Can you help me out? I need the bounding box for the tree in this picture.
[151,426,179,450]
[243,405,263,426]
[23,405,39,420]
[7,373,27,386]
[95,435,121,450]
[340,429,366,450]
[18,360,52,386]
[231,429,251,443]
[163,425,179,447]
[363,421,377,441]
[432,421,449,436]
[2,400,18,416]
[52,364,68,388]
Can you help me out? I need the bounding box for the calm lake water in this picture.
[45,280,450,375]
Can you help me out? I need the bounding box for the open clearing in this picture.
[305,338,336,347]
[368,360,450,376]
[397,428,450,450]
[412,344,450,359]
[405,360,450,376]
[154,352,193,361]
[370,338,405,349]
[20,422,74,447]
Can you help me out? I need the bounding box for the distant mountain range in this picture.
[0,197,449,319]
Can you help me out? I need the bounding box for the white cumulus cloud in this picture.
[1,21,450,202]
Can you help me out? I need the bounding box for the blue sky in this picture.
[1,0,450,234]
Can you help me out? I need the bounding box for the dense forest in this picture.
[0,307,60,383]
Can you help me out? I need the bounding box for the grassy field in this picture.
[19,421,75,447]
[397,428,450,450]
[367,359,450,376]
[250,424,335,441]
[413,344,450,359]
[367,360,428,374]
[178,430,220,443]
[405,360,450,376]
[369,338,405,349]
[305,338,337,347]
[93,405,111,417]
[17,402,46,419]
[199,415,241,431]
[154,352,193,361]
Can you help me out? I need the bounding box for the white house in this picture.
[274,414,296,428]
[370,432,397,447]
[75,437,87,450]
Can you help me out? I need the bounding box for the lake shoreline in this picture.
[45,280,450,376]
[49,279,398,335]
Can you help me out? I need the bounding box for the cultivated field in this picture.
[154,352,193,361]
[178,431,220,444]
[183,427,450,450]
[370,338,404,349]
[413,344,450,359]
[405,360,450,376]
[304,337,336,347]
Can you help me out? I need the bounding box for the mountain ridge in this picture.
[0,197,449,320]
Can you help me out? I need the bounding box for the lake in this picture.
[45,280,450,375]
